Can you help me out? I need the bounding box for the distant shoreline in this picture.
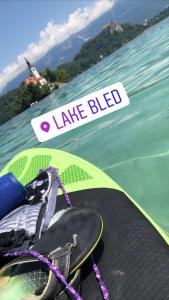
[55,82,67,89]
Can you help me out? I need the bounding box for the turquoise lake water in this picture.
[0,18,169,235]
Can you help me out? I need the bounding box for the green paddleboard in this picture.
[0,148,168,244]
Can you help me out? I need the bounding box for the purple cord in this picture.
[91,258,110,300]
[4,250,83,300]
[55,169,72,207]
[55,168,110,300]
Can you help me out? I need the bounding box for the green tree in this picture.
[41,68,56,82]
[55,68,71,82]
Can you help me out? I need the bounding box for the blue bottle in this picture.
[0,173,26,220]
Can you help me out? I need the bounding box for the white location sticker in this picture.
[31,82,130,142]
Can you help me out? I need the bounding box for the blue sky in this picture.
[0,0,94,71]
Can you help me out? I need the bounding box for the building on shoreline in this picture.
[103,21,123,34]
[24,57,48,87]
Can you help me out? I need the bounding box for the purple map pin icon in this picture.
[40,121,50,132]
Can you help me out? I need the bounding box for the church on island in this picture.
[24,57,48,87]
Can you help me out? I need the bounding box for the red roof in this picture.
[24,76,39,86]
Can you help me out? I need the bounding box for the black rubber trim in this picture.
[56,188,169,300]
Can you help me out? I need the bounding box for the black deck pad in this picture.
[56,188,169,300]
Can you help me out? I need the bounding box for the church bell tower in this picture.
[24,57,47,86]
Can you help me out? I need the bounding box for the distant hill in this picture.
[1,0,168,95]
[56,22,145,79]
[42,4,169,81]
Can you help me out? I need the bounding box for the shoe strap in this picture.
[40,234,78,300]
